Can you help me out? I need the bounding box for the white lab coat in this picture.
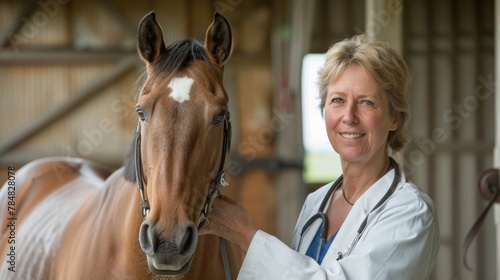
[237,167,440,280]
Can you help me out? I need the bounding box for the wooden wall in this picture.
[404,0,496,279]
[0,0,214,166]
[4,2,495,279]
[0,0,281,236]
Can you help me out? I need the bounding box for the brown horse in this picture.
[0,11,243,279]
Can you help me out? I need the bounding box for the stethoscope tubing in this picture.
[297,157,401,261]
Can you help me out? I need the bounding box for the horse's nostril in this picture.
[178,223,197,255]
[139,221,158,255]
[140,220,197,258]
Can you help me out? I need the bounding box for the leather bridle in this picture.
[197,111,232,228]
[133,111,232,227]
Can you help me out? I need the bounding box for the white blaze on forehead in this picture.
[168,76,194,103]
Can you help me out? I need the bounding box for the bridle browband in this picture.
[133,111,232,228]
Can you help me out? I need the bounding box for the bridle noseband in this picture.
[134,111,232,228]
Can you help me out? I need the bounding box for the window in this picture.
[301,54,342,184]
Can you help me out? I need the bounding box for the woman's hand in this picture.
[198,195,258,252]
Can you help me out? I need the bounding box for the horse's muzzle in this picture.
[139,219,198,275]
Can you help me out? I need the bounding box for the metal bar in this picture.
[493,0,500,278]
[406,141,495,153]
[231,156,304,172]
[0,0,40,48]
[473,1,487,278]
[0,56,140,156]
[0,49,136,64]
[449,0,462,276]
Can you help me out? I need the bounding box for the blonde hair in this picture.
[317,34,411,153]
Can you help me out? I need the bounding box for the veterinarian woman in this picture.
[200,34,440,280]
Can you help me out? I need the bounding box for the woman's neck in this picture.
[340,156,391,201]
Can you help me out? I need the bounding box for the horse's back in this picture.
[0,157,113,279]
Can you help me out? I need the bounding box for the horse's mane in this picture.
[123,38,212,182]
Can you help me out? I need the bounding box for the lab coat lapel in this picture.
[294,182,335,254]
[324,168,399,263]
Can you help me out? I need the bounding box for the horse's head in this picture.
[130,11,232,276]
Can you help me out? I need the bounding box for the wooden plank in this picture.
[0,56,140,156]
[0,49,135,64]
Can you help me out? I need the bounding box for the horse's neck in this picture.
[58,168,150,278]
[101,170,149,276]
[97,168,144,249]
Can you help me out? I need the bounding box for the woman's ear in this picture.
[389,111,402,132]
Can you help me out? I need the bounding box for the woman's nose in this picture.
[342,103,358,125]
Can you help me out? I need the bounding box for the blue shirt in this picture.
[305,225,338,264]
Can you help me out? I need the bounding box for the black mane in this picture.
[157,39,211,73]
[123,39,212,182]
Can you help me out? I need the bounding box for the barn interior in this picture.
[0,0,498,279]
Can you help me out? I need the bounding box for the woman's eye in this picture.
[361,100,374,106]
[330,98,343,104]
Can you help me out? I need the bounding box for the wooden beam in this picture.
[0,49,136,64]
[0,0,40,48]
[100,0,137,38]
[0,56,140,156]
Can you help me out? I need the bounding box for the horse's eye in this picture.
[213,111,227,125]
[136,108,146,121]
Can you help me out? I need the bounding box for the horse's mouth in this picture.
[146,254,195,276]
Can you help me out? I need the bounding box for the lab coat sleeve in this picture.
[236,189,439,280]
[237,230,337,280]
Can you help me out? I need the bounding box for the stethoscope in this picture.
[296,157,401,262]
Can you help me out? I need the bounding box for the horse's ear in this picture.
[137,11,166,64]
[204,12,233,66]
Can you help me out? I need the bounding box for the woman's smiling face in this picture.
[324,65,398,164]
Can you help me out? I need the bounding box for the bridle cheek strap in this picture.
[134,112,232,224]
[198,112,232,229]
[135,121,150,218]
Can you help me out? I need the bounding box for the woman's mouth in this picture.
[340,133,364,139]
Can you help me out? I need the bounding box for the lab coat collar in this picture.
[324,166,405,263]
[295,181,335,254]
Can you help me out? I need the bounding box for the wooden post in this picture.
[273,0,316,243]
[365,0,403,54]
